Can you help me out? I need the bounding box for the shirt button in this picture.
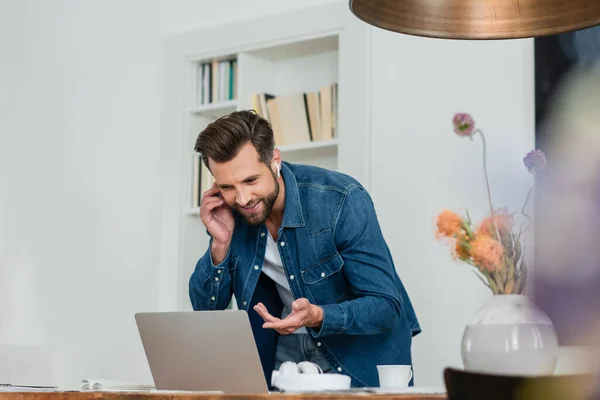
[317,342,321,347]
[261,232,265,237]
[280,241,285,247]
[254,265,259,270]
[217,270,222,274]
[215,277,219,282]
[289,275,294,280]
[320,272,326,277]
[337,367,342,372]
[243,301,247,306]
[211,296,215,301]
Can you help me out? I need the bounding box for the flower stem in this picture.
[475,129,501,241]
[520,179,535,234]
[461,219,475,240]
[466,260,498,294]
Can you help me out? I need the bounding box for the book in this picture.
[252,82,338,147]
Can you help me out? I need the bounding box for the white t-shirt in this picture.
[260,231,306,334]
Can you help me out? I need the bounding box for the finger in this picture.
[200,202,224,220]
[261,316,297,334]
[201,184,221,201]
[263,314,302,331]
[201,191,223,205]
[263,320,299,334]
[292,298,310,312]
[201,195,223,206]
[201,197,223,210]
[200,197,224,213]
[257,305,280,323]
[258,310,280,324]
[253,303,280,323]
[253,302,267,314]
[262,321,282,330]
[201,188,220,202]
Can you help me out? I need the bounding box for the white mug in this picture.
[377,365,413,388]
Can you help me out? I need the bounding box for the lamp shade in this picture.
[349,0,600,39]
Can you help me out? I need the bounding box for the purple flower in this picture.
[523,149,547,174]
[453,113,475,137]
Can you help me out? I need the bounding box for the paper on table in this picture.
[373,386,447,395]
[279,386,446,395]
[149,390,224,394]
[80,378,154,391]
[0,384,58,392]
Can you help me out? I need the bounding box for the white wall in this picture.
[0,0,343,387]
[369,30,535,385]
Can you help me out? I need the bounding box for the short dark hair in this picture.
[194,110,275,169]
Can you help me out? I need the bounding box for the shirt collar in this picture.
[280,161,305,228]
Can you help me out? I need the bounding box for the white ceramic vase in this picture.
[461,294,559,376]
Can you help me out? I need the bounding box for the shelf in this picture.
[188,100,238,118]
[277,139,338,153]
[247,35,338,62]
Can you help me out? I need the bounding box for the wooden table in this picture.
[0,392,447,400]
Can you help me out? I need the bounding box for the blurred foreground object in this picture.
[349,0,600,40]
[533,65,600,398]
[444,367,597,400]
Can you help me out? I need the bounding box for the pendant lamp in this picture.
[349,0,600,40]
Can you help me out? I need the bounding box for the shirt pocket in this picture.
[300,253,347,305]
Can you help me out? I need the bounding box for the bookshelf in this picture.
[158,3,371,310]
[188,100,238,117]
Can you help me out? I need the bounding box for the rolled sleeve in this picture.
[189,240,234,311]
[310,304,347,338]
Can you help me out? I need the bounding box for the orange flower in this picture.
[470,235,504,272]
[477,209,514,237]
[436,210,463,239]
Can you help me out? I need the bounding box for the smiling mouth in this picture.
[241,201,260,211]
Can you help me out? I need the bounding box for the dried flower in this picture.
[470,236,504,272]
[523,149,547,174]
[436,113,538,295]
[453,113,475,137]
[436,210,463,239]
[477,208,515,237]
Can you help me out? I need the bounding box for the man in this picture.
[189,110,421,388]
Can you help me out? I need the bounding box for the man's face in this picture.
[209,142,279,226]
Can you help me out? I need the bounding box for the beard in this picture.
[235,170,279,226]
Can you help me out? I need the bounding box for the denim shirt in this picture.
[189,161,421,388]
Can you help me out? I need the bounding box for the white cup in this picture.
[377,365,413,388]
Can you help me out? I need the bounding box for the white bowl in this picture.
[271,372,351,392]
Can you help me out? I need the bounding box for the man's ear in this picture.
[272,148,281,164]
[270,160,281,178]
[271,149,282,177]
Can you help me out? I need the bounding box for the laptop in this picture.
[134,310,269,394]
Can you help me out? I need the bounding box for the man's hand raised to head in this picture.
[253,298,323,335]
